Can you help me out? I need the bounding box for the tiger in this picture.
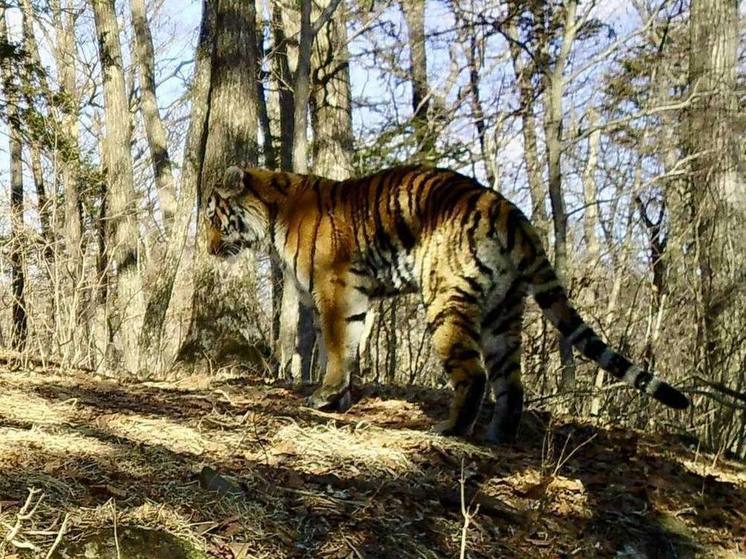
[205,164,689,444]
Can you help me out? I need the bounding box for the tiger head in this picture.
[205,165,273,257]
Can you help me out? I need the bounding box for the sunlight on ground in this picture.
[0,367,743,558]
[270,420,491,477]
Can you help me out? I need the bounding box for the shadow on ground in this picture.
[0,368,743,558]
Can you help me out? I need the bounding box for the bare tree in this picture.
[138,0,214,374]
[19,0,52,250]
[275,0,342,382]
[91,0,145,372]
[541,0,579,400]
[400,0,432,157]
[130,0,177,234]
[687,0,742,446]
[0,8,28,350]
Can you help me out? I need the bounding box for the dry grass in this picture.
[0,366,743,558]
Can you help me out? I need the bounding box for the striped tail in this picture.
[525,258,689,410]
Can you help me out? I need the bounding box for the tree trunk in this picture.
[49,0,87,364]
[400,0,432,157]
[506,18,549,244]
[310,0,354,180]
[688,0,741,447]
[175,0,262,370]
[275,0,341,382]
[91,0,145,372]
[129,0,177,235]
[310,0,369,378]
[542,0,578,402]
[19,0,53,252]
[138,0,214,374]
[581,108,601,262]
[0,9,28,350]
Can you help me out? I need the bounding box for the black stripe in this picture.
[505,207,521,253]
[634,371,653,390]
[345,312,367,323]
[491,311,521,336]
[583,337,607,361]
[533,286,564,309]
[451,287,479,306]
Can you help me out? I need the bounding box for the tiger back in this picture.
[205,164,689,443]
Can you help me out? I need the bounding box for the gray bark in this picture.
[130,0,177,234]
[506,18,550,244]
[175,0,262,369]
[19,0,52,251]
[138,0,214,374]
[276,0,341,382]
[542,0,578,399]
[400,0,432,157]
[91,0,145,372]
[581,108,601,262]
[688,0,741,446]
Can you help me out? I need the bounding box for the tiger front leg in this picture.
[307,278,369,413]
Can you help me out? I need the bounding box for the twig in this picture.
[459,459,479,559]
[111,500,121,559]
[44,513,69,559]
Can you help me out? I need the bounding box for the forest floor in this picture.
[0,358,743,559]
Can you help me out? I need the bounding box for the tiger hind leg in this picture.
[481,289,525,444]
[426,300,487,437]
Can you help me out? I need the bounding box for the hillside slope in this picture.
[0,363,743,558]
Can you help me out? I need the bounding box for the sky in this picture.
[0,0,717,249]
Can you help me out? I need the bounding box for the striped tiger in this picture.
[205,164,689,443]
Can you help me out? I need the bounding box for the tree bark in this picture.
[138,0,214,374]
[542,0,578,401]
[506,17,549,244]
[19,0,53,252]
[275,0,341,382]
[175,0,262,370]
[0,9,28,350]
[91,0,145,372]
[688,0,740,445]
[581,108,601,262]
[130,0,177,235]
[400,0,432,157]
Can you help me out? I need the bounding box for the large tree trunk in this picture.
[19,0,53,252]
[309,0,369,377]
[129,0,177,234]
[688,0,741,447]
[175,0,262,370]
[91,0,145,372]
[0,9,28,350]
[138,0,214,374]
[50,0,86,364]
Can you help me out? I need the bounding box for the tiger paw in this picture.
[307,385,352,413]
[431,420,472,437]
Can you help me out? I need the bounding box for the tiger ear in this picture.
[217,165,244,198]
